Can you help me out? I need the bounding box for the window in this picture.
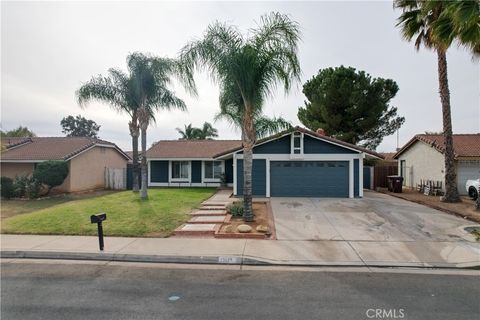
[204,161,223,180]
[171,161,190,180]
[291,132,303,155]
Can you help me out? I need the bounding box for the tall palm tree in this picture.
[77,68,142,193]
[176,122,218,140]
[127,52,195,200]
[180,12,301,221]
[395,0,479,203]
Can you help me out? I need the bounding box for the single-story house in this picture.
[393,134,480,195]
[1,137,130,193]
[146,127,383,198]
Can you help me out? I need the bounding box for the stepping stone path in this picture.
[174,189,235,237]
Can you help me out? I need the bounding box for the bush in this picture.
[227,201,244,217]
[1,177,14,199]
[33,161,69,194]
[13,174,41,199]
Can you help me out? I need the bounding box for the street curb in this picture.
[2,250,479,270]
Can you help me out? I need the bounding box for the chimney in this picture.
[316,128,326,136]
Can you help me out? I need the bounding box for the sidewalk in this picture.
[2,234,479,268]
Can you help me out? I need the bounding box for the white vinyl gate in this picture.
[104,168,127,190]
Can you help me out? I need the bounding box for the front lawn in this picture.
[1,188,215,237]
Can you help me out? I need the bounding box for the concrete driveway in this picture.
[271,191,477,242]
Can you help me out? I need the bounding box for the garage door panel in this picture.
[270,161,349,197]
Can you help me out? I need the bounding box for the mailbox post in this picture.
[90,213,107,251]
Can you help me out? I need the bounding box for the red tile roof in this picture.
[0,137,129,161]
[394,134,480,159]
[147,140,242,159]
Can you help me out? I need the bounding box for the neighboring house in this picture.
[1,137,130,193]
[393,134,480,195]
[146,127,382,198]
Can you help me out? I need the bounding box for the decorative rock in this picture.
[256,225,269,233]
[237,224,252,233]
[224,225,233,233]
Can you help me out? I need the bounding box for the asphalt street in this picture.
[1,261,479,320]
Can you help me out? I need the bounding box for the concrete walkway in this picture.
[2,234,479,268]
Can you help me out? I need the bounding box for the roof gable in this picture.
[394,134,480,159]
[0,137,129,161]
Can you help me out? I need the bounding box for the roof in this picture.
[393,134,480,159]
[1,137,32,149]
[147,140,242,159]
[380,152,397,161]
[214,126,384,159]
[0,137,129,161]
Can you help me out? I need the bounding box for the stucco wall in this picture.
[68,146,127,192]
[397,141,446,189]
[0,163,35,179]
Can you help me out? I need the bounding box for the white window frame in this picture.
[290,132,304,156]
[170,160,191,182]
[203,160,224,182]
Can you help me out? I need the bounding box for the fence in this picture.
[104,167,127,190]
[373,165,398,189]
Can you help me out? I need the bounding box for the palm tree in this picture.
[215,105,292,139]
[395,0,479,203]
[127,52,195,200]
[180,12,301,221]
[77,68,142,193]
[176,122,218,140]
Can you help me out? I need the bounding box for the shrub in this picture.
[33,161,69,194]
[1,177,14,199]
[227,201,244,217]
[13,174,41,199]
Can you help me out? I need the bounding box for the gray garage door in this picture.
[270,161,349,197]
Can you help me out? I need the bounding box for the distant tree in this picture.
[297,66,405,150]
[33,161,69,195]
[176,122,218,140]
[61,115,100,138]
[0,126,36,137]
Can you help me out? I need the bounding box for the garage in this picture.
[457,160,480,195]
[270,161,349,197]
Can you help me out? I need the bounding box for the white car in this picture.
[466,179,479,200]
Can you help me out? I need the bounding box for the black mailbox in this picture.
[90,213,107,224]
[90,213,107,251]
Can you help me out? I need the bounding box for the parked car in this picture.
[466,179,479,200]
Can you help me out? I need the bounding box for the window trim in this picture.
[290,132,304,156]
[170,160,191,182]
[203,160,224,182]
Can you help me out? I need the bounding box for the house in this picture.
[1,137,130,193]
[393,134,480,195]
[146,127,383,198]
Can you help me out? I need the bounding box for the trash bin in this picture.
[387,175,403,193]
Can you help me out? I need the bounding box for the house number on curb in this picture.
[218,256,241,264]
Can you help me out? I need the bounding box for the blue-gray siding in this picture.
[270,161,349,197]
[236,159,266,196]
[253,135,291,154]
[354,159,359,197]
[363,166,372,189]
[150,160,169,183]
[304,135,358,154]
[225,158,233,183]
[191,161,202,183]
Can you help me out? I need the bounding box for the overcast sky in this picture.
[1,1,479,152]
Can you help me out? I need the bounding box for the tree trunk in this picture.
[476,188,480,210]
[129,114,140,193]
[139,108,149,200]
[242,108,256,222]
[437,49,460,203]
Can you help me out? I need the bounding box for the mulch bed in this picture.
[215,201,275,239]
[379,188,480,223]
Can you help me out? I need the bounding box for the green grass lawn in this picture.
[1,188,215,237]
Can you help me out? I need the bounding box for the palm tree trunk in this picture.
[129,114,140,193]
[139,108,149,200]
[242,109,255,222]
[437,49,460,203]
